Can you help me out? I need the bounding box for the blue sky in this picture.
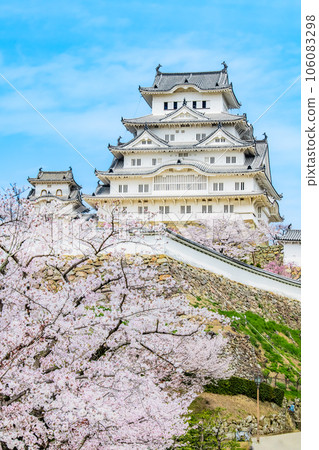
[0,0,301,226]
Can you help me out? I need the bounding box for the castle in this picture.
[28,64,282,225]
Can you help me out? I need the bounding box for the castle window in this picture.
[41,189,47,196]
[178,152,188,157]
[221,137,226,142]
[181,205,192,214]
[119,185,128,193]
[258,206,262,218]
[227,156,237,163]
[165,134,175,142]
[213,182,224,191]
[56,189,62,196]
[224,205,234,213]
[202,205,213,213]
[164,102,168,110]
[154,174,206,191]
[159,206,170,214]
[138,184,149,193]
[196,133,206,141]
[215,138,220,143]
[147,139,151,144]
[193,101,197,109]
[202,100,207,108]
[235,182,245,191]
[131,158,141,166]
[173,101,178,109]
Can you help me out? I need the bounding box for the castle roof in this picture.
[28,169,82,189]
[122,111,246,129]
[139,67,241,109]
[109,123,255,156]
[278,229,301,242]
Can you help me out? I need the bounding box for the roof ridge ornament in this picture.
[183,98,187,106]
[144,123,149,130]
[218,121,222,129]
[117,136,123,145]
[222,61,228,71]
[155,64,162,75]
[263,132,268,141]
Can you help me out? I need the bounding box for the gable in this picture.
[122,130,169,149]
[162,105,208,122]
[196,128,244,147]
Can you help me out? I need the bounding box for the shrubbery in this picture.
[204,376,285,407]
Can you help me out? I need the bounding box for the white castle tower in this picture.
[28,168,88,215]
[83,63,282,224]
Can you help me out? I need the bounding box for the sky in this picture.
[0,0,301,227]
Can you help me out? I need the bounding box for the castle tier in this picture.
[83,64,282,224]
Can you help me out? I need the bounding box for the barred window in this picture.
[138,184,149,193]
[213,182,224,191]
[154,174,207,191]
[235,182,245,191]
[181,205,192,214]
[159,206,170,214]
[224,205,234,213]
[202,204,213,213]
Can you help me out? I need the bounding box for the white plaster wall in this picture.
[35,183,70,197]
[134,124,241,143]
[123,149,246,168]
[160,235,301,300]
[283,242,301,266]
[110,174,258,196]
[98,196,259,224]
[152,92,228,115]
[111,234,300,301]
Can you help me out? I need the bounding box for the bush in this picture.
[205,376,284,407]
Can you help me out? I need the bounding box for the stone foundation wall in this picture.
[249,244,284,267]
[221,397,301,438]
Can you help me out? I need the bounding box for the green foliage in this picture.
[216,309,301,399]
[174,409,241,449]
[205,377,284,407]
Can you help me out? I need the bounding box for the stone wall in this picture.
[222,397,301,438]
[49,253,300,329]
[150,255,300,329]
[249,244,284,267]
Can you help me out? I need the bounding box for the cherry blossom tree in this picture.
[263,257,301,280]
[0,190,232,449]
[173,218,288,263]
